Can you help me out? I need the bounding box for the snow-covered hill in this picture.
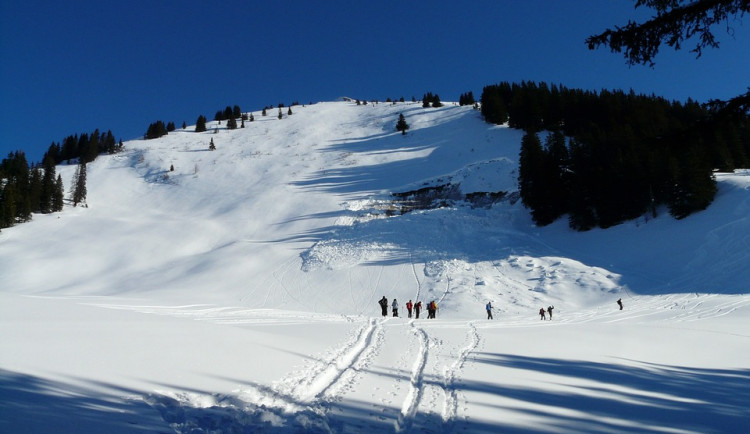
[1,100,748,433]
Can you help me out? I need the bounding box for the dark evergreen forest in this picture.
[481,81,750,230]
[0,129,122,230]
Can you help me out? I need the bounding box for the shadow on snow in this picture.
[5,349,747,434]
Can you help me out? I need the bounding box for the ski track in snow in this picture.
[410,257,424,303]
[395,322,429,432]
[292,317,384,404]
[441,321,480,425]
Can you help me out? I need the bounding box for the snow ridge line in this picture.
[396,323,429,433]
[441,321,480,423]
[296,316,383,403]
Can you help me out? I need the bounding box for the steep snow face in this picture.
[2,101,750,312]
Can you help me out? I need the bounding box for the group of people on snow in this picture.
[379,296,625,320]
[378,296,438,319]
[539,305,554,320]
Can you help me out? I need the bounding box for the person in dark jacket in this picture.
[617,298,623,310]
[378,296,388,317]
[415,301,422,319]
[486,301,493,320]
[547,305,554,320]
[539,308,546,320]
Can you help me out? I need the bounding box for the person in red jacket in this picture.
[406,300,413,318]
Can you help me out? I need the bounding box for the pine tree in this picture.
[396,113,410,135]
[432,93,443,108]
[459,91,475,106]
[28,167,43,214]
[588,0,749,116]
[0,151,31,223]
[72,161,87,207]
[537,131,570,224]
[40,155,57,213]
[567,138,598,231]
[195,115,207,132]
[53,174,64,212]
[145,121,168,140]
[518,132,547,224]
[0,183,18,228]
[83,129,100,163]
[104,130,118,154]
[422,92,442,108]
[227,116,237,130]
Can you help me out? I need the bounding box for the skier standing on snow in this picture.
[379,296,388,317]
[415,301,422,319]
[539,307,546,320]
[486,301,493,319]
[392,298,399,317]
[547,306,554,320]
[617,298,623,310]
[406,300,413,318]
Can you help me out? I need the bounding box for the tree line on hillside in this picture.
[422,92,443,108]
[45,129,122,165]
[1,129,120,230]
[147,101,311,140]
[458,91,476,106]
[481,81,750,230]
[149,101,309,140]
[144,121,177,139]
[1,151,64,229]
[214,106,242,122]
[146,105,246,138]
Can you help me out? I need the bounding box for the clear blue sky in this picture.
[2,0,748,163]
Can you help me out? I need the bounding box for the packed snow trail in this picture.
[395,323,429,432]
[441,322,480,424]
[297,317,384,403]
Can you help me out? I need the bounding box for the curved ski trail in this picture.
[396,322,429,432]
[442,321,480,424]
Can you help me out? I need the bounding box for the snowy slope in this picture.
[1,100,748,433]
